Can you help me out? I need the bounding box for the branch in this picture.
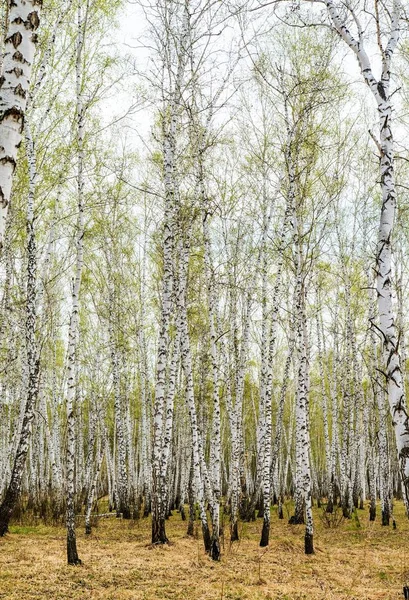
[368,129,382,155]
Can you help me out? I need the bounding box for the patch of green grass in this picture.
[9,526,41,535]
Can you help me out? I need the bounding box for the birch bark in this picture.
[203,214,221,559]
[0,0,42,247]
[0,119,39,536]
[151,0,190,545]
[177,235,212,554]
[108,289,130,519]
[65,0,86,565]
[323,0,409,508]
[85,432,105,535]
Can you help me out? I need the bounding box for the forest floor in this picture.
[0,500,408,600]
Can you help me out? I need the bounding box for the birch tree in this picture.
[311,0,409,510]
[0,0,42,248]
[149,0,190,545]
[0,119,40,536]
[65,0,87,565]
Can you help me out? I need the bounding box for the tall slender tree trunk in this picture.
[151,192,174,543]
[316,301,331,498]
[0,120,39,536]
[177,235,212,554]
[324,0,409,512]
[108,292,130,519]
[203,212,221,560]
[326,300,340,513]
[65,0,86,565]
[297,286,314,554]
[151,0,190,544]
[0,0,41,247]
[85,434,104,535]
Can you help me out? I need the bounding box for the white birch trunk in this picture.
[85,434,105,535]
[177,236,212,554]
[108,295,130,519]
[316,303,331,497]
[324,0,409,512]
[65,0,85,565]
[202,214,221,559]
[0,0,41,247]
[151,0,190,544]
[0,117,39,535]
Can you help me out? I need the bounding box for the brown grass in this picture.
[0,501,408,600]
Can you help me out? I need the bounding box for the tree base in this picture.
[122,506,132,520]
[304,532,314,554]
[202,521,212,553]
[210,536,221,561]
[152,517,168,544]
[187,521,194,536]
[0,520,9,537]
[259,519,269,547]
[67,536,82,566]
[289,514,304,525]
[0,496,14,537]
[230,520,239,542]
[143,500,151,518]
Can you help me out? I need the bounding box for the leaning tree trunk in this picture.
[0,0,41,248]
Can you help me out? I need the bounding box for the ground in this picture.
[0,501,408,600]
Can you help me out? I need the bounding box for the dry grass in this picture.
[0,501,409,600]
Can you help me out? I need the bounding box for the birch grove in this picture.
[3,0,409,580]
